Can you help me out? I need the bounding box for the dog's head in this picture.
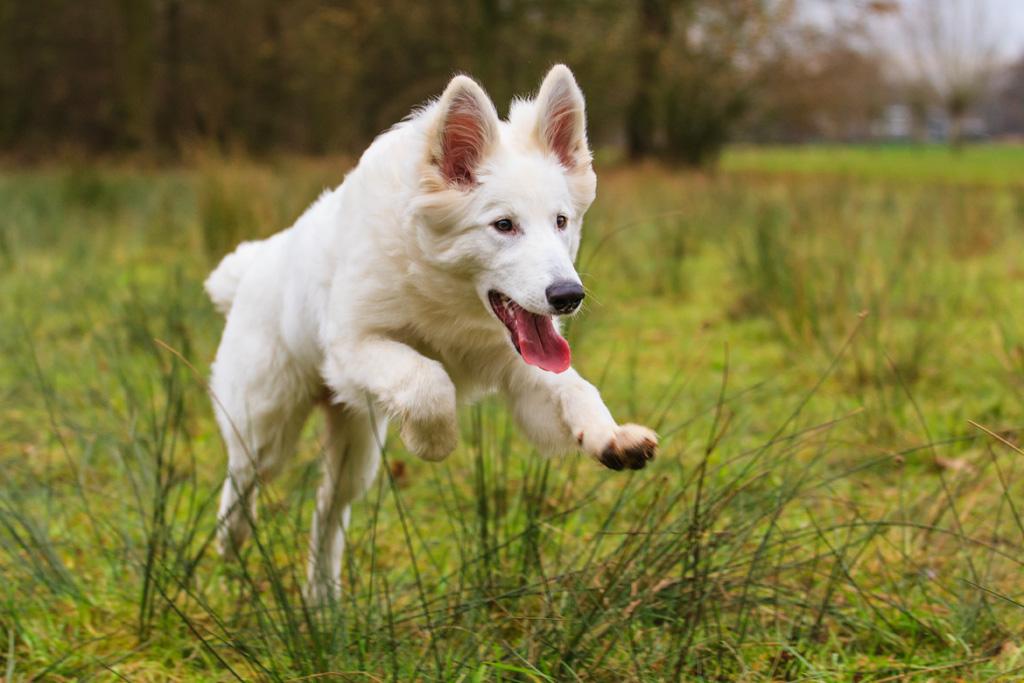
[413,65,596,374]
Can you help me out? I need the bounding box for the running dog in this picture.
[205,65,658,600]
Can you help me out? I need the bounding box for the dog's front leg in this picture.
[324,337,458,462]
[505,366,658,470]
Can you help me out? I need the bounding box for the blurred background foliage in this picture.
[1,0,1021,165]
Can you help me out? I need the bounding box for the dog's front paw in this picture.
[400,411,458,462]
[392,369,458,462]
[596,423,658,471]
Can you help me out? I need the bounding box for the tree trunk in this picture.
[155,0,182,151]
[626,0,672,161]
[949,112,964,152]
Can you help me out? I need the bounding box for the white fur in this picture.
[205,65,658,601]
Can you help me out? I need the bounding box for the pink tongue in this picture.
[513,307,571,373]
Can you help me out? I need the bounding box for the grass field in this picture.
[722,143,1024,188]
[2,146,1024,681]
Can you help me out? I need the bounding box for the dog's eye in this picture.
[556,215,568,230]
[492,218,516,234]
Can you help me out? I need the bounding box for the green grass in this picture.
[722,143,1024,188]
[2,150,1024,680]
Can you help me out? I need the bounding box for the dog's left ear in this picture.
[535,65,590,169]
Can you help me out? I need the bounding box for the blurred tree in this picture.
[887,0,1000,147]
[625,0,794,165]
[6,0,996,160]
[661,1,781,165]
[988,53,1024,136]
[747,21,889,142]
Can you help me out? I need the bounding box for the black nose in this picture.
[545,280,585,314]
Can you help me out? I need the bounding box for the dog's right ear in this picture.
[430,75,500,187]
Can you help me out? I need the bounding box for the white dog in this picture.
[205,65,658,600]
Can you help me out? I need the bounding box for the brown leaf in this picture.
[389,459,408,486]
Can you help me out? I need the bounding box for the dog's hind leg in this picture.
[211,327,314,559]
[214,406,309,560]
[305,404,384,603]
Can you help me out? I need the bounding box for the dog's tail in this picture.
[204,240,265,315]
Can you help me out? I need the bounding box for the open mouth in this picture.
[488,291,571,373]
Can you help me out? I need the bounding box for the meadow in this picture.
[2,145,1024,681]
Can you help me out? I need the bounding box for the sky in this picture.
[991,0,1024,59]
[806,0,1024,63]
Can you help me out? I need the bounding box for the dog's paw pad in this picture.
[599,424,658,471]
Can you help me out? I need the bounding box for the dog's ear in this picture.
[534,65,590,169]
[431,75,500,187]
